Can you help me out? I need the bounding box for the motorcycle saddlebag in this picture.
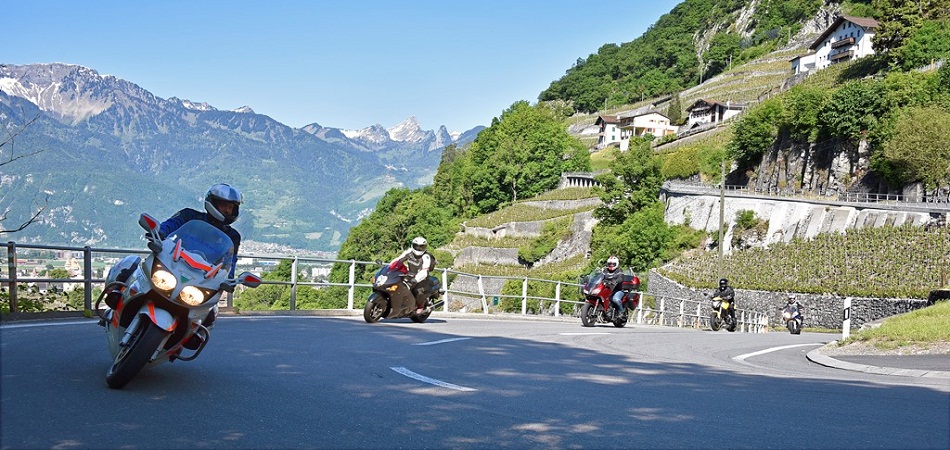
[621,275,640,291]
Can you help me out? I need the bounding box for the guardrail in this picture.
[664,180,950,208]
[1,241,768,332]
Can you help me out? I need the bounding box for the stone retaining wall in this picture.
[647,269,929,329]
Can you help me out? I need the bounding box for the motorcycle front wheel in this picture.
[106,320,166,389]
[580,303,596,327]
[788,319,801,334]
[363,297,385,323]
[709,312,722,331]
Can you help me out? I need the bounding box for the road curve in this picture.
[2,316,948,449]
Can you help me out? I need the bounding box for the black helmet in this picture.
[719,278,728,288]
[205,183,242,225]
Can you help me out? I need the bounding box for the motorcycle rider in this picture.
[712,278,737,324]
[158,183,243,346]
[389,236,437,315]
[783,294,804,325]
[602,256,626,319]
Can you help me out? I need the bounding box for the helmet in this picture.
[410,236,427,256]
[205,183,243,225]
[606,256,619,272]
[719,278,728,288]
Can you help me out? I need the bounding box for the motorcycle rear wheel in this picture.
[580,303,596,327]
[106,320,166,389]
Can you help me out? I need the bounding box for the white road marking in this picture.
[733,343,823,362]
[0,320,93,329]
[559,332,611,336]
[413,337,471,346]
[390,366,477,391]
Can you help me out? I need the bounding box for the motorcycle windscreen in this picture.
[165,220,235,272]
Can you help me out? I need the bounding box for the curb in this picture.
[806,348,950,379]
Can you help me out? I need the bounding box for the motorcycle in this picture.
[782,303,803,334]
[708,293,737,332]
[95,214,261,389]
[578,269,641,328]
[364,260,443,324]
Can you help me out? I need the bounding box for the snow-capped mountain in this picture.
[0,62,487,251]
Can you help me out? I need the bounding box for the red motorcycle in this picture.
[579,269,641,327]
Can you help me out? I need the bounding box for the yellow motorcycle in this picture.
[708,294,737,332]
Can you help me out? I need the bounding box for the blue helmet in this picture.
[205,183,242,225]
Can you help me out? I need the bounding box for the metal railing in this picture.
[664,180,950,209]
[1,241,768,332]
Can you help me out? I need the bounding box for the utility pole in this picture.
[719,159,726,261]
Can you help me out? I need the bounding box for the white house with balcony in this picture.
[685,99,746,129]
[617,111,678,150]
[792,16,879,75]
[594,115,622,148]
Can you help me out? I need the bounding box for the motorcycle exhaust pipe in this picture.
[431,300,444,310]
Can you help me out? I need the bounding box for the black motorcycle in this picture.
[363,260,442,323]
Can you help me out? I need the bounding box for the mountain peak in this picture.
[387,116,425,142]
[233,105,255,114]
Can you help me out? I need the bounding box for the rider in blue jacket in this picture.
[159,183,243,347]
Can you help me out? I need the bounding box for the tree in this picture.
[878,105,950,189]
[0,116,47,234]
[594,137,664,226]
[728,97,784,167]
[895,19,950,69]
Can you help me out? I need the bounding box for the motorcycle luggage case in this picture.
[621,275,640,291]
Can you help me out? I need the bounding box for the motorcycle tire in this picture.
[788,320,801,335]
[580,303,596,327]
[363,298,385,323]
[410,310,431,323]
[612,314,627,328]
[106,320,167,389]
[709,312,722,331]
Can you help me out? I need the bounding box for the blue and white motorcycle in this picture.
[96,213,261,389]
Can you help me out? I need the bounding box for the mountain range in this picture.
[0,63,484,253]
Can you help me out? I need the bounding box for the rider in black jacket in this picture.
[712,278,736,323]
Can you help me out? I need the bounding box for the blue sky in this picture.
[7,0,680,133]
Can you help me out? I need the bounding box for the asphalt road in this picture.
[2,316,948,449]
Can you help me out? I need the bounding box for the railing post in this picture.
[83,246,93,311]
[521,277,528,315]
[7,242,18,313]
[477,275,488,314]
[441,268,449,312]
[679,299,685,328]
[290,257,298,311]
[347,260,356,310]
[696,302,702,329]
[659,297,665,326]
[554,282,561,317]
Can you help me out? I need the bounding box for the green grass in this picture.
[464,204,594,228]
[590,148,615,171]
[518,187,595,202]
[841,301,950,349]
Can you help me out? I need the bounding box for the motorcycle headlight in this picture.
[151,269,177,292]
[375,275,387,285]
[180,286,206,306]
[591,287,602,296]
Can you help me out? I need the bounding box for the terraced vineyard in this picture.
[659,225,950,299]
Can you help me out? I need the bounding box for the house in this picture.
[594,115,622,148]
[792,16,879,75]
[617,111,678,150]
[685,99,746,129]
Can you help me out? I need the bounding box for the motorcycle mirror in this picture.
[237,272,262,288]
[139,213,163,252]
[375,259,383,266]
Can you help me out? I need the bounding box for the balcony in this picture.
[830,50,855,62]
[831,37,855,49]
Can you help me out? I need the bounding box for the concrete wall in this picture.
[663,192,935,253]
[647,269,929,329]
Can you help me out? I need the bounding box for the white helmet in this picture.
[205,183,243,225]
[606,255,619,271]
[411,236,427,256]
